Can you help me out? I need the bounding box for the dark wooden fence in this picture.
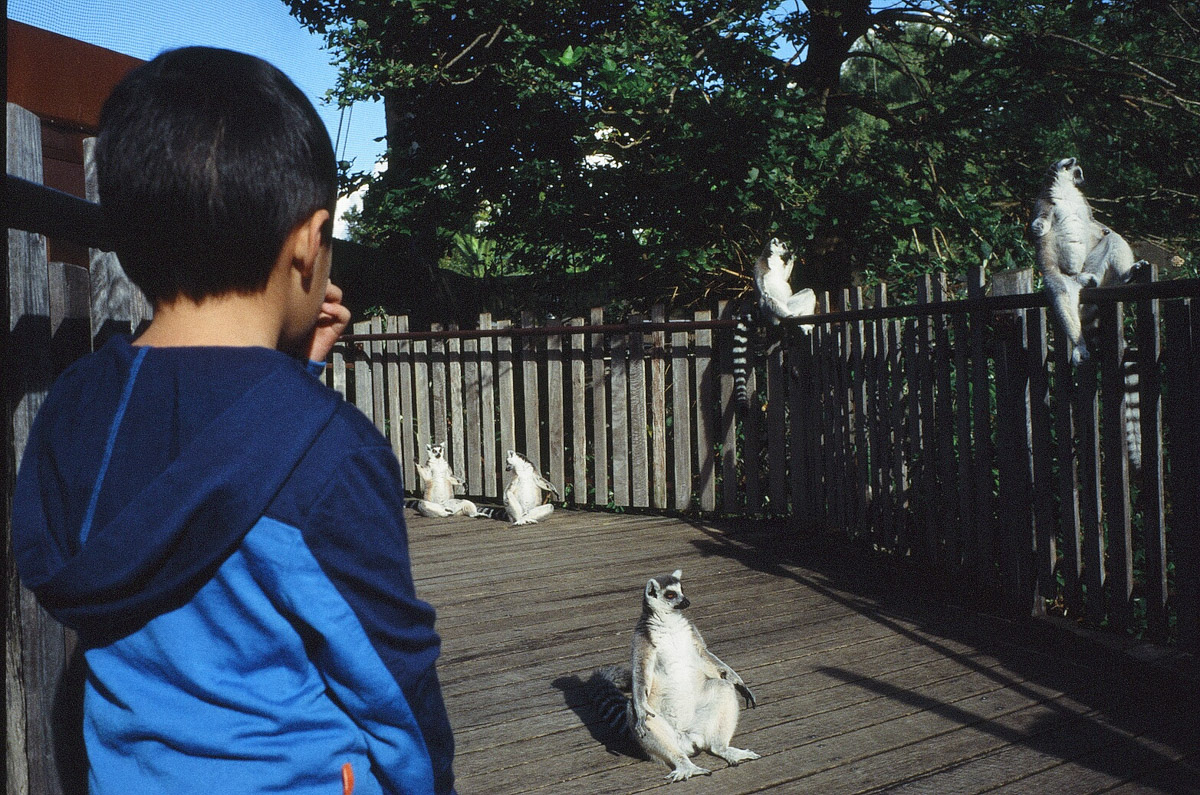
[6,97,1200,794]
[332,275,1200,652]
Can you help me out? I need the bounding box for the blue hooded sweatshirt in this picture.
[13,335,455,794]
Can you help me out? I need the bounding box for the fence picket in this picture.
[629,315,649,508]
[671,327,692,511]
[463,334,483,493]
[384,316,404,471]
[353,321,374,425]
[694,309,716,513]
[651,306,670,510]
[590,308,610,504]
[611,326,630,508]
[448,325,466,479]
[1099,299,1133,631]
[569,318,588,504]
[520,312,541,466]
[547,326,566,497]
[396,315,417,492]
[479,313,498,498]
[370,317,387,437]
[1136,266,1168,641]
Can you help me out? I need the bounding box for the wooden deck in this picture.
[406,509,1200,794]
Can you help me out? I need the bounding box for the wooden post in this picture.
[369,317,387,437]
[479,313,498,498]
[496,319,516,471]
[384,316,406,476]
[629,315,649,508]
[8,100,86,795]
[651,306,670,511]
[694,309,717,513]
[396,316,417,493]
[447,324,466,480]
[1164,299,1199,653]
[931,275,958,570]
[546,325,566,499]
[1027,305,1057,616]
[352,321,374,423]
[1099,298,1133,631]
[967,264,995,581]
[428,323,447,449]
[1135,265,1168,641]
[569,318,589,505]
[1053,326,1084,616]
[520,312,541,466]
[590,308,609,506]
[671,326,693,511]
[462,332,483,494]
[611,323,630,508]
[83,137,151,346]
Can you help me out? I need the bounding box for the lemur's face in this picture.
[427,444,445,461]
[1049,157,1084,187]
[505,450,527,472]
[762,238,793,271]
[645,569,690,612]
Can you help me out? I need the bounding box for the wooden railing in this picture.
[331,273,1200,649]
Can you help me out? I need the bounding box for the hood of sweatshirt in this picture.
[13,335,342,641]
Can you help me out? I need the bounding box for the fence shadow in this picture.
[681,517,1200,787]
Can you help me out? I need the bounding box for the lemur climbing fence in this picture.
[334,272,1200,648]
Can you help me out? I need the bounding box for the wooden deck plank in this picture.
[404,510,1199,794]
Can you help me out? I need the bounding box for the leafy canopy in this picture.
[288,0,1199,312]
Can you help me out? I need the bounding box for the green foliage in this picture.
[288,0,1199,312]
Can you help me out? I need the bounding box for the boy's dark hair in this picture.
[96,47,337,305]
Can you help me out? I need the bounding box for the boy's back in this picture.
[11,46,455,794]
[15,336,454,794]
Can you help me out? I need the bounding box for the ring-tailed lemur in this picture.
[410,443,501,518]
[588,570,759,782]
[1031,157,1145,363]
[732,238,817,412]
[503,450,559,525]
[1031,157,1147,470]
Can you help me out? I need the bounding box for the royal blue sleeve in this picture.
[302,444,456,794]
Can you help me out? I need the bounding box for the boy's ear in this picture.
[290,209,332,279]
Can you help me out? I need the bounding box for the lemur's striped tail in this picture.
[1122,348,1142,473]
[732,311,754,413]
[587,666,633,738]
[470,505,506,520]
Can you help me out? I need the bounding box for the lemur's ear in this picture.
[645,579,659,599]
[672,569,682,580]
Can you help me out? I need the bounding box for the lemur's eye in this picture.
[665,591,677,599]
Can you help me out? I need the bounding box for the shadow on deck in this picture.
[406,509,1199,794]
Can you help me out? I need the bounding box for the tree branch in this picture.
[1040,32,1178,91]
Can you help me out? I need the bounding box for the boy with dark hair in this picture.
[12,47,455,794]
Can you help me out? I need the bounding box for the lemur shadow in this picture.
[550,675,647,761]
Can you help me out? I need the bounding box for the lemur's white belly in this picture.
[513,479,542,510]
[650,622,705,724]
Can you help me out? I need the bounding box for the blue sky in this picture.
[9,0,386,232]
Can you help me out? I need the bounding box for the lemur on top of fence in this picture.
[1031,156,1147,471]
[731,238,819,413]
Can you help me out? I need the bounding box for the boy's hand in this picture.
[307,282,351,364]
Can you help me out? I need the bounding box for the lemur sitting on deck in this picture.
[503,450,559,525]
[411,443,498,518]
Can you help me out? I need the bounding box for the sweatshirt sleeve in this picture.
[300,444,456,795]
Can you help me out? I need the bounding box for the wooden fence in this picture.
[332,272,1200,650]
[6,97,1200,794]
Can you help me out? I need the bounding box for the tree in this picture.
[288,0,1199,314]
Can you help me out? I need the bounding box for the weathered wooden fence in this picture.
[334,272,1200,649]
